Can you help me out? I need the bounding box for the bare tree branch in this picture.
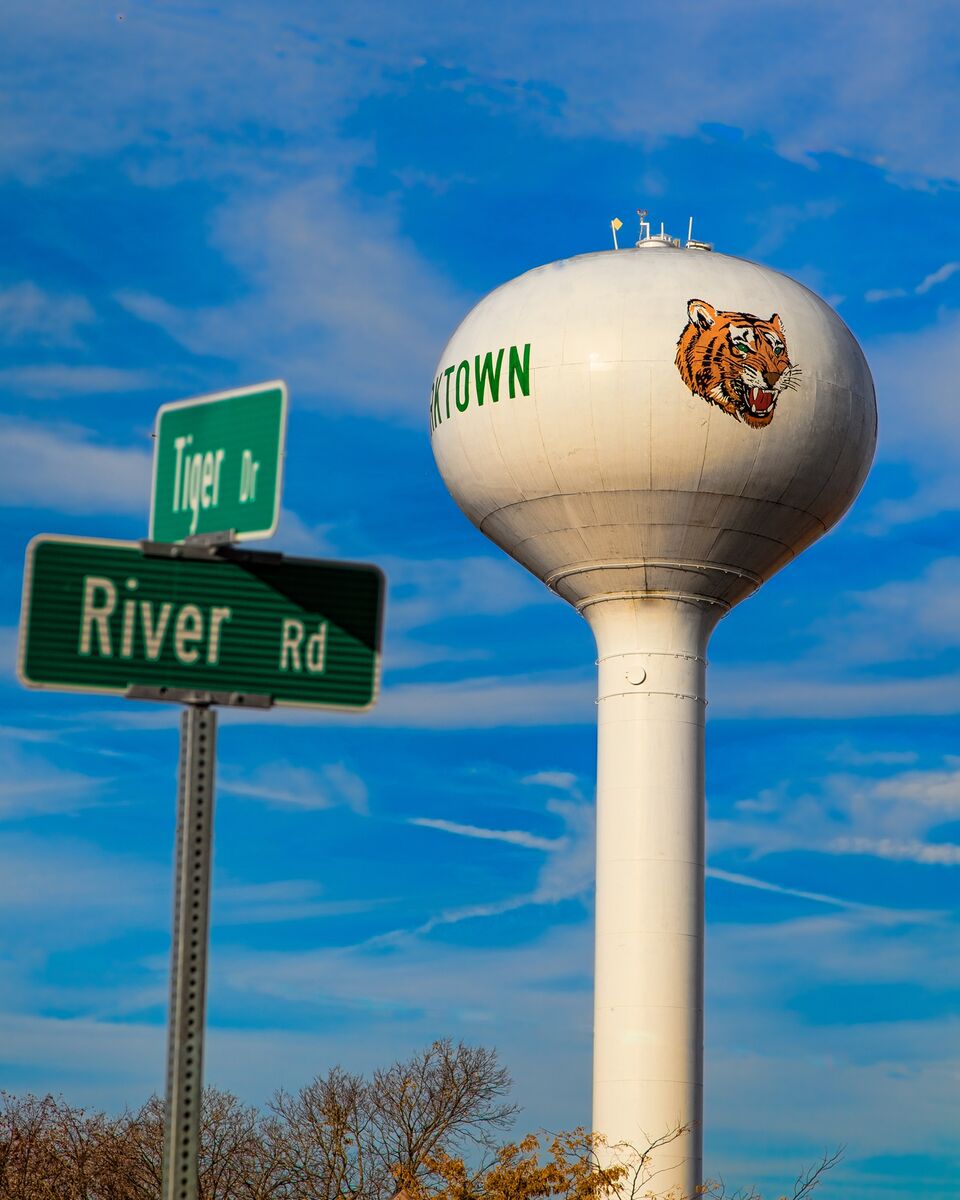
[0,1048,842,1200]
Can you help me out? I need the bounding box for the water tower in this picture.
[428,223,876,1196]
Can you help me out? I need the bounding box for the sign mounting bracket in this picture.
[124,685,274,708]
[183,529,237,547]
[138,539,284,564]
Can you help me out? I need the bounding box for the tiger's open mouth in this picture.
[734,379,778,419]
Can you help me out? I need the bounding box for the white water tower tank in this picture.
[429,235,876,1197]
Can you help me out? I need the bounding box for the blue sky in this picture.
[2,2,960,1196]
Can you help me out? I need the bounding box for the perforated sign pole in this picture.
[19,532,385,1200]
[162,702,217,1200]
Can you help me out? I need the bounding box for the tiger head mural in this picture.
[674,299,801,428]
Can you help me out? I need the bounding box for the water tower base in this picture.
[585,594,720,1199]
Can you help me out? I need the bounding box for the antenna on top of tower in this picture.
[685,216,714,251]
[636,210,680,249]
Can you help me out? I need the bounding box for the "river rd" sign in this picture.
[150,381,287,543]
[18,536,384,710]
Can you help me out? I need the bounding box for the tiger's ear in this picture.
[688,299,716,330]
[770,313,785,336]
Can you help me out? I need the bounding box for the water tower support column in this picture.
[584,594,721,1198]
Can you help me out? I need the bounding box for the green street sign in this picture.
[18,536,384,711]
[150,381,288,543]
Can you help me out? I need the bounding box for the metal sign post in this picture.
[17,381,386,1200]
[19,536,385,1199]
[164,701,217,1200]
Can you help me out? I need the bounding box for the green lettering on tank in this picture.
[429,343,531,430]
[508,343,531,398]
[455,361,470,412]
[475,349,504,405]
[443,365,455,419]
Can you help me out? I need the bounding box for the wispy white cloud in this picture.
[0,282,94,346]
[115,175,468,420]
[714,664,960,719]
[216,919,593,1031]
[2,913,958,1182]
[409,817,565,852]
[375,553,550,672]
[866,311,960,527]
[0,806,953,1178]
[533,798,594,903]
[746,200,840,258]
[385,555,548,633]
[0,828,400,1021]
[0,724,64,744]
[74,704,181,733]
[220,760,369,814]
[0,919,595,1120]
[214,670,596,730]
[0,1013,166,1107]
[916,260,960,294]
[828,836,960,865]
[870,762,960,810]
[0,833,166,946]
[387,792,594,940]
[865,259,960,302]
[215,879,388,925]
[828,743,918,767]
[0,746,106,819]
[365,673,592,727]
[405,893,533,936]
[0,365,150,397]
[711,759,960,870]
[381,639,491,673]
[705,866,933,921]
[206,899,960,1176]
[0,416,151,513]
[705,902,960,1173]
[805,557,960,666]
[705,1005,960,1187]
[260,509,338,558]
[864,286,908,303]
[7,0,960,187]
[523,770,579,791]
